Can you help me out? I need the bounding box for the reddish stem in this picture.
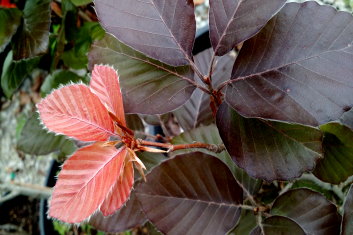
[137,139,225,153]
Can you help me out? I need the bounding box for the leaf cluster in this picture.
[2,0,353,234]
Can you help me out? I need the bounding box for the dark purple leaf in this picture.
[342,185,353,235]
[250,216,305,235]
[217,103,323,181]
[174,49,235,130]
[173,87,212,130]
[313,122,353,184]
[225,2,353,126]
[171,124,261,195]
[209,0,286,56]
[89,34,195,114]
[94,0,196,66]
[89,192,146,232]
[271,188,341,235]
[135,153,243,235]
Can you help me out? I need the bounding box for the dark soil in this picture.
[0,196,40,234]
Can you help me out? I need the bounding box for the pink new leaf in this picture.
[100,157,134,216]
[90,65,126,126]
[49,143,127,223]
[37,84,115,142]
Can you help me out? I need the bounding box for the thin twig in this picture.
[0,182,51,201]
[216,78,235,93]
[189,60,207,84]
[51,24,65,72]
[175,73,211,95]
[134,131,169,142]
[139,138,260,207]
[239,204,256,211]
[184,78,210,95]
[78,10,92,22]
[340,176,353,189]
[257,213,265,234]
[278,182,294,196]
[206,51,217,83]
[137,139,225,154]
[232,176,257,207]
[243,191,257,207]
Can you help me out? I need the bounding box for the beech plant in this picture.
[35,0,353,234]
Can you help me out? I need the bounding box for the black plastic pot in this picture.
[39,160,61,235]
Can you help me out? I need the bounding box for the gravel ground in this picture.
[0,96,50,187]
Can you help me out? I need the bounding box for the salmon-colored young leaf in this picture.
[37,84,115,142]
[90,65,126,126]
[100,159,134,216]
[49,143,127,223]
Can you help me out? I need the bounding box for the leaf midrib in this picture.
[214,0,243,52]
[231,46,352,83]
[136,193,241,208]
[61,148,124,210]
[260,119,322,155]
[149,0,193,64]
[52,113,116,137]
[93,44,195,86]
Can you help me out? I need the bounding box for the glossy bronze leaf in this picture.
[342,185,353,235]
[135,153,243,235]
[271,188,341,235]
[209,0,286,56]
[217,103,323,181]
[225,2,353,126]
[89,34,195,114]
[94,0,196,66]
